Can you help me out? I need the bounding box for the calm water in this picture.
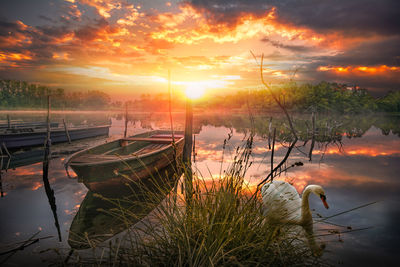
[0,111,399,266]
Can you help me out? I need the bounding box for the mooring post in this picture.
[42,95,62,242]
[309,111,316,161]
[7,114,10,128]
[0,145,3,197]
[268,117,272,149]
[63,119,71,144]
[183,98,193,210]
[0,170,3,197]
[0,146,3,197]
[168,70,175,143]
[124,102,128,138]
[44,95,51,170]
[193,134,196,163]
[270,128,276,181]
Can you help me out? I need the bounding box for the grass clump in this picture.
[66,135,325,266]
[97,139,322,266]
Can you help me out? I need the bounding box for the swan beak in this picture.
[320,194,329,209]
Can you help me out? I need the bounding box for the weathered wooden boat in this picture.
[0,121,59,129]
[66,130,184,192]
[68,161,181,249]
[0,124,110,149]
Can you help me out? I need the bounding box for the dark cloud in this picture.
[273,0,400,37]
[261,37,313,53]
[38,15,57,23]
[187,0,272,26]
[74,18,108,41]
[300,36,400,93]
[317,37,400,67]
[187,0,400,37]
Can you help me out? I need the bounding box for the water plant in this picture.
[64,131,326,266]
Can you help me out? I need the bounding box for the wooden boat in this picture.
[68,161,181,249]
[0,124,110,149]
[0,121,59,129]
[66,130,184,192]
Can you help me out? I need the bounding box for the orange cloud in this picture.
[314,141,400,157]
[0,51,33,67]
[318,65,400,75]
[31,182,43,191]
[150,5,328,46]
[287,166,383,193]
[79,0,121,18]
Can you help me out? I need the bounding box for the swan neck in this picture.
[301,187,313,224]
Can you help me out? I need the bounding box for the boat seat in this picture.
[121,137,176,144]
[150,134,184,139]
[70,154,115,163]
[131,143,167,155]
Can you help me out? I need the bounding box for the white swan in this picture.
[261,180,329,255]
[261,180,329,226]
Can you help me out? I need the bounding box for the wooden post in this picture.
[44,95,51,166]
[0,143,3,197]
[193,134,196,163]
[270,128,276,181]
[124,102,128,138]
[168,70,175,143]
[183,99,193,165]
[2,143,11,171]
[0,170,3,197]
[42,95,62,242]
[268,117,272,149]
[183,98,193,208]
[0,146,3,197]
[63,119,71,144]
[309,111,316,161]
[7,114,10,128]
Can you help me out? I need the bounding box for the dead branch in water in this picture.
[250,52,300,194]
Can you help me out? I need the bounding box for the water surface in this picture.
[0,111,399,266]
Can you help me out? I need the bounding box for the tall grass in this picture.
[66,134,325,266]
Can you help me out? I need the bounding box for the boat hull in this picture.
[77,142,183,192]
[0,122,59,129]
[0,125,110,149]
[68,130,184,192]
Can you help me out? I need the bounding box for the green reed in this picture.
[65,133,325,267]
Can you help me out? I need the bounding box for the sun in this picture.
[185,84,205,100]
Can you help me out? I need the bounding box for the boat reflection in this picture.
[1,149,45,171]
[68,161,182,249]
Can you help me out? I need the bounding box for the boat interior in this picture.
[75,132,184,159]
[107,134,184,156]
[69,131,184,164]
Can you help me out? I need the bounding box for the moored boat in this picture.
[0,121,59,129]
[0,124,110,149]
[66,130,184,192]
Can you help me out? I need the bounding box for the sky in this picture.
[0,0,399,99]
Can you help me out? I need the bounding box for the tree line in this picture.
[197,81,400,113]
[0,79,111,109]
[1,79,399,113]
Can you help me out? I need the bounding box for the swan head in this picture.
[306,185,329,209]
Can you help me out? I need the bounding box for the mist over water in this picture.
[0,111,399,266]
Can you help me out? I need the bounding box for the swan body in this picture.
[261,181,329,226]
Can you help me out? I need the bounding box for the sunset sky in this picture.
[0,0,399,99]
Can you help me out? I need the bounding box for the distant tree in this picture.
[377,91,400,112]
[83,90,111,108]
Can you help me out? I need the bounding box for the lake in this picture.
[0,111,399,266]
